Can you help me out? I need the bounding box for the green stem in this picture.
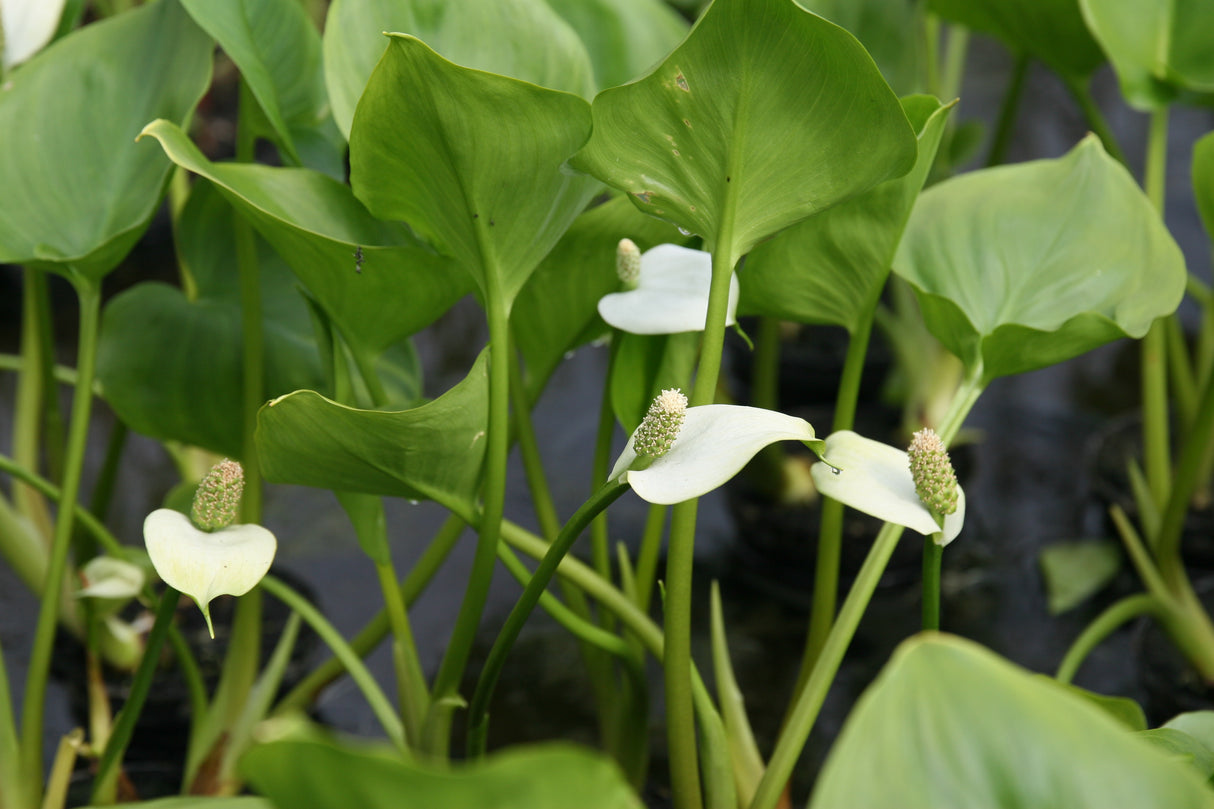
[751,386,979,809]
[13,269,53,542]
[424,265,511,756]
[922,536,943,631]
[590,335,624,580]
[1055,593,1162,684]
[235,80,264,522]
[274,514,465,715]
[466,479,630,755]
[375,559,429,746]
[1157,355,1214,585]
[633,502,668,613]
[802,310,875,678]
[985,54,1029,168]
[1141,106,1171,514]
[0,632,21,809]
[260,575,407,754]
[19,276,100,807]
[749,317,781,412]
[90,585,181,805]
[1064,77,1128,167]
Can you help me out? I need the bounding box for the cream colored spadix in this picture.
[1,0,66,70]
[611,405,819,504]
[810,430,965,545]
[597,243,739,335]
[143,509,277,638]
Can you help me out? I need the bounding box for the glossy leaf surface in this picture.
[141,119,469,357]
[1080,0,1214,109]
[811,634,1214,809]
[893,135,1186,383]
[929,0,1104,80]
[740,96,951,332]
[97,182,325,458]
[544,0,689,89]
[323,0,594,138]
[257,353,489,511]
[570,0,916,265]
[181,0,327,164]
[350,35,596,308]
[796,0,921,94]
[0,0,212,278]
[242,738,641,809]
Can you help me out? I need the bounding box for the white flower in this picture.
[143,509,277,638]
[810,430,965,545]
[611,405,819,504]
[76,556,145,601]
[597,243,739,335]
[1,0,66,70]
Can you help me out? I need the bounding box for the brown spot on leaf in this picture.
[674,72,690,92]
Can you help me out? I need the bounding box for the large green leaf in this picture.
[796,0,922,94]
[1195,132,1214,244]
[257,352,489,511]
[180,0,327,165]
[0,0,212,278]
[569,0,916,267]
[543,0,689,89]
[323,0,595,139]
[241,737,641,809]
[349,35,597,309]
[140,119,469,359]
[512,196,690,399]
[929,0,1104,80]
[739,95,952,332]
[97,182,325,458]
[1079,0,1214,109]
[892,134,1186,383]
[811,634,1214,809]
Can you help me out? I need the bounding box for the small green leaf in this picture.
[893,135,1186,382]
[350,35,597,308]
[570,0,916,266]
[929,0,1105,80]
[140,119,469,358]
[1039,539,1123,614]
[240,737,642,809]
[1047,677,1147,731]
[181,0,328,165]
[1079,0,1214,109]
[323,0,595,138]
[811,634,1214,809]
[0,0,212,278]
[257,353,490,512]
[740,95,953,332]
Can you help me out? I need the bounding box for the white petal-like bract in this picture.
[2,0,66,69]
[598,244,739,335]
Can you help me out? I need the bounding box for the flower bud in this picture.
[191,459,244,531]
[907,429,958,520]
[632,388,687,469]
[617,238,641,289]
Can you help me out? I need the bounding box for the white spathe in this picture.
[611,405,818,505]
[76,556,145,600]
[810,430,965,545]
[1,0,65,70]
[143,508,277,637]
[598,244,739,335]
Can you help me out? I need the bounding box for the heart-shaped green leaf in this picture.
[0,0,212,278]
[740,95,952,332]
[323,0,595,139]
[512,196,690,399]
[929,0,1105,80]
[181,0,328,165]
[350,35,597,309]
[257,352,490,512]
[241,737,641,809]
[893,134,1186,383]
[97,181,326,458]
[796,0,922,94]
[544,0,689,90]
[570,0,916,266]
[140,119,469,360]
[1079,0,1214,109]
[811,634,1214,809]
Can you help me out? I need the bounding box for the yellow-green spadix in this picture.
[810,430,965,545]
[611,392,821,505]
